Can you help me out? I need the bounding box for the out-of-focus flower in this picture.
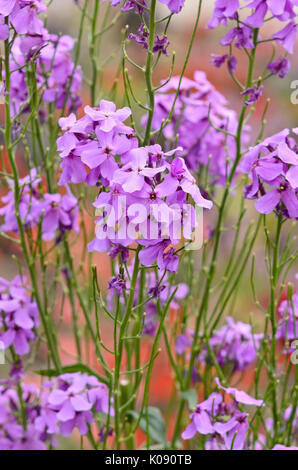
[158,0,185,14]
[209,0,297,59]
[7,32,82,117]
[277,294,298,347]
[272,445,298,450]
[208,0,239,29]
[0,276,39,356]
[58,102,212,274]
[148,72,250,185]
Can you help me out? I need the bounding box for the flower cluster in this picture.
[0,276,39,356]
[103,0,185,14]
[209,0,297,78]
[176,316,263,372]
[128,23,170,56]
[182,378,265,450]
[40,373,113,437]
[8,32,82,117]
[148,72,249,185]
[57,100,213,273]
[241,128,298,218]
[0,169,80,242]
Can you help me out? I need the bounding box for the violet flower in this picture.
[182,381,264,448]
[241,85,263,106]
[45,373,113,437]
[0,276,39,356]
[267,57,291,78]
[148,72,249,185]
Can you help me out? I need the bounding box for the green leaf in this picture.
[127,407,167,445]
[181,389,197,410]
[34,363,109,385]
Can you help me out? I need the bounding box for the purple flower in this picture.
[46,373,113,437]
[0,0,17,16]
[109,244,129,263]
[245,0,297,26]
[241,85,263,106]
[272,445,298,450]
[0,170,80,241]
[153,35,170,56]
[0,276,39,356]
[85,100,131,133]
[272,21,297,54]
[59,101,212,274]
[220,26,254,49]
[129,23,149,50]
[241,128,298,218]
[211,53,238,74]
[201,316,263,371]
[0,15,9,39]
[0,169,43,233]
[7,32,82,118]
[277,294,298,347]
[107,264,188,335]
[213,411,249,450]
[113,146,167,193]
[155,157,213,208]
[122,0,148,14]
[10,360,25,381]
[175,332,192,355]
[57,104,136,187]
[108,274,126,296]
[149,72,249,185]
[158,0,185,14]
[210,54,228,68]
[215,378,265,406]
[267,57,291,78]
